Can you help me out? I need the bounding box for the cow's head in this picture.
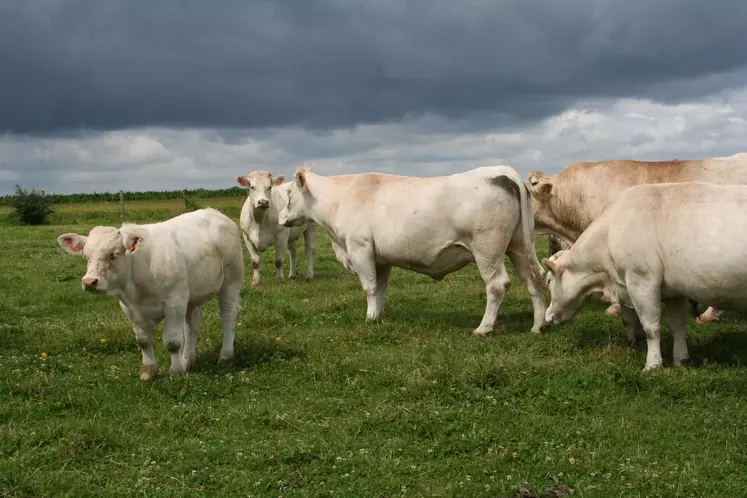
[236,170,285,210]
[278,167,311,227]
[57,226,144,294]
[524,169,574,241]
[542,251,609,325]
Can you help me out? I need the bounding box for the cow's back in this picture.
[550,153,747,236]
[142,209,243,299]
[605,182,747,307]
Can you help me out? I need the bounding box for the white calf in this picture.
[57,208,244,380]
[237,170,317,286]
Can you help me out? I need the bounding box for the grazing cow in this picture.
[526,152,747,324]
[237,170,319,286]
[543,182,747,371]
[57,208,244,381]
[277,166,548,335]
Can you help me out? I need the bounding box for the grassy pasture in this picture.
[2,198,747,497]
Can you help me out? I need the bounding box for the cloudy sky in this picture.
[2,0,747,195]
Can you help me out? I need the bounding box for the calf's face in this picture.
[542,255,600,325]
[236,171,284,210]
[57,226,143,293]
[278,169,310,227]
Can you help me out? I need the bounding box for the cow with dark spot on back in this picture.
[277,165,548,336]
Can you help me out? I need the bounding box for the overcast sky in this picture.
[2,0,747,195]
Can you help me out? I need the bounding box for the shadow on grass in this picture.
[687,328,747,367]
[194,337,306,375]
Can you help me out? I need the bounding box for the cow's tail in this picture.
[511,170,547,289]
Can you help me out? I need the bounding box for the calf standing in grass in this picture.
[57,208,244,381]
[237,170,319,286]
[543,182,747,371]
[278,166,548,335]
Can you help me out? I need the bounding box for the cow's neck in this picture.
[550,178,593,242]
[305,174,343,239]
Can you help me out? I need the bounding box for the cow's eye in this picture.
[250,185,255,191]
[109,252,118,260]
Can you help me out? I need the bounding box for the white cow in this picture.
[237,170,318,286]
[543,182,747,371]
[57,208,244,381]
[526,152,747,324]
[277,166,548,335]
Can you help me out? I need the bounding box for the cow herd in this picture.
[56,151,747,380]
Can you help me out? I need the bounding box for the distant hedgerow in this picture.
[10,184,55,225]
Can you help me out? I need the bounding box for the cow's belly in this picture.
[379,242,475,280]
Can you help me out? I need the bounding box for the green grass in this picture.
[2,200,747,497]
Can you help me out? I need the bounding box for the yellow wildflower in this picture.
[275,337,281,341]
[41,352,48,358]
[100,338,106,343]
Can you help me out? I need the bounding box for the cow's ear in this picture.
[542,257,564,276]
[526,169,547,186]
[236,176,249,187]
[295,169,307,190]
[58,233,87,255]
[272,175,285,187]
[121,231,144,254]
[538,181,553,200]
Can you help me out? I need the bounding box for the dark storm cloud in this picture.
[2,0,747,135]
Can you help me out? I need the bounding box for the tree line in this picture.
[0,186,246,206]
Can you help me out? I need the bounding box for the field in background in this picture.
[2,195,747,497]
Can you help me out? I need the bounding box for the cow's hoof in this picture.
[305,275,313,282]
[218,349,234,362]
[139,364,156,381]
[471,328,491,337]
[182,355,196,371]
[251,280,260,287]
[673,357,690,367]
[170,362,187,377]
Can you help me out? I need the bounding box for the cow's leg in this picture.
[666,297,690,367]
[619,304,644,346]
[162,304,189,377]
[472,256,512,337]
[626,277,663,371]
[287,238,298,279]
[275,236,289,281]
[132,322,157,381]
[506,248,547,334]
[304,227,317,282]
[375,264,392,315]
[347,246,383,320]
[696,306,723,324]
[217,280,242,362]
[245,236,262,286]
[182,305,203,371]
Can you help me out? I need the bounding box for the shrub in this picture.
[10,184,55,225]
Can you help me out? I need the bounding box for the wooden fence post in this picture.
[119,190,125,218]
